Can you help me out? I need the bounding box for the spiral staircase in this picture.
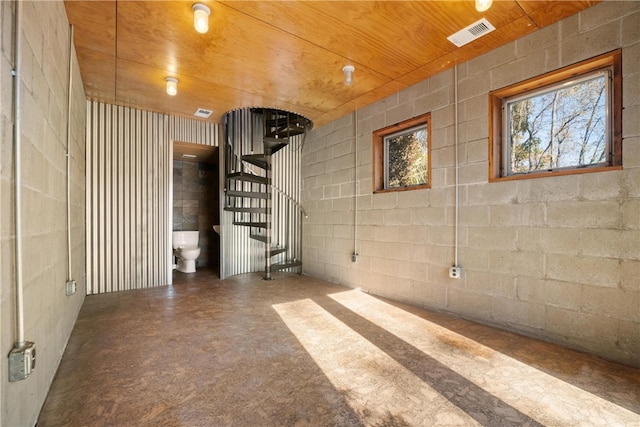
[223,108,313,280]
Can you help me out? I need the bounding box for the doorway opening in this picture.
[172,141,220,278]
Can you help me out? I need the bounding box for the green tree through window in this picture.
[373,112,431,193]
[386,127,428,188]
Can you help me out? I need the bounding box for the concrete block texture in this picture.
[1,1,86,425]
[302,0,640,368]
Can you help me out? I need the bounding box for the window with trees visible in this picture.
[489,50,622,181]
[373,113,431,193]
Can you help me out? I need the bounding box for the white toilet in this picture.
[173,231,201,273]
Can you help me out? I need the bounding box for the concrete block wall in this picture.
[302,1,640,367]
[0,1,86,425]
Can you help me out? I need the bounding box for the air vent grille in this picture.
[194,108,213,118]
[447,18,496,47]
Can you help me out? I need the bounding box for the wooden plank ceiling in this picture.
[64,0,600,127]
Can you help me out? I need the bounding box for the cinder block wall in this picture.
[302,1,639,367]
[0,1,86,425]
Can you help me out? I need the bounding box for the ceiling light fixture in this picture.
[165,77,178,96]
[475,0,493,12]
[193,3,211,34]
[342,65,355,86]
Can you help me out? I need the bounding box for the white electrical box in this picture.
[449,266,463,279]
[9,341,36,382]
[66,279,77,296]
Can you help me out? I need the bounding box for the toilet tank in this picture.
[172,231,199,249]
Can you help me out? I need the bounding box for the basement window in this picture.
[489,49,622,181]
[373,113,431,193]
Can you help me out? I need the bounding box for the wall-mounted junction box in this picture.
[449,266,463,279]
[66,279,77,296]
[8,341,36,382]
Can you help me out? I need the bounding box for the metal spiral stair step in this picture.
[226,190,268,199]
[224,206,268,214]
[250,234,268,243]
[249,235,287,257]
[233,221,267,228]
[266,127,305,139]
[227,172,267,184]
[272,260,302,271]
[242,154,269,169]
[269,247,287,257]
[264,137,289,154]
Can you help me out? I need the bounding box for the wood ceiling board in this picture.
[64,0,602,126]
[75,47,116,101]
[395,14,538,87]
[114,59,323,123]
[64,1,116,56]
[515,0,601,27]
[221,1,528,80]
[114,1,392,116]
[313,79,409,127]
[221,1,440,78]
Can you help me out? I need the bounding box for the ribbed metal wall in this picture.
[220,108,306,279]
[221,109,261,278]
[272,136,304,271]
[86,101,218,294]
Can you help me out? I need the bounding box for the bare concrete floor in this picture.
[38,270,640,426]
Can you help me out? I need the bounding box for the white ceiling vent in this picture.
[194,108,213,118]
[447,18,496,47]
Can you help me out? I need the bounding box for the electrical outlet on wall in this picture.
[65,280,77,296]
[8,341,36,382]
[449,266,462,279]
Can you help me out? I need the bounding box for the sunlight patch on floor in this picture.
[328,290,640,426]
[273,298,480,427]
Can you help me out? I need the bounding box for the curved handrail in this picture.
[271,184,308,218]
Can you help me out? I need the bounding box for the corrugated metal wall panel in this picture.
[221,109,259,278]
[86,101,218,294]
[272,135,304,271]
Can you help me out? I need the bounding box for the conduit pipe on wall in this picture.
[353,109,359,261]
[12,0,25,347]
[66,24,74,284]
[453,65,460,268]
[8,0,37,382]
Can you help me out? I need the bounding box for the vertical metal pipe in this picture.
[353,110,358,258]
[264,146,272,280]
[66,24,74,282]
[454,65,460,267]
[12,0,25,345]
[86,102,92,293]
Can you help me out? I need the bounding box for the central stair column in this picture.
[264,146,273,280]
